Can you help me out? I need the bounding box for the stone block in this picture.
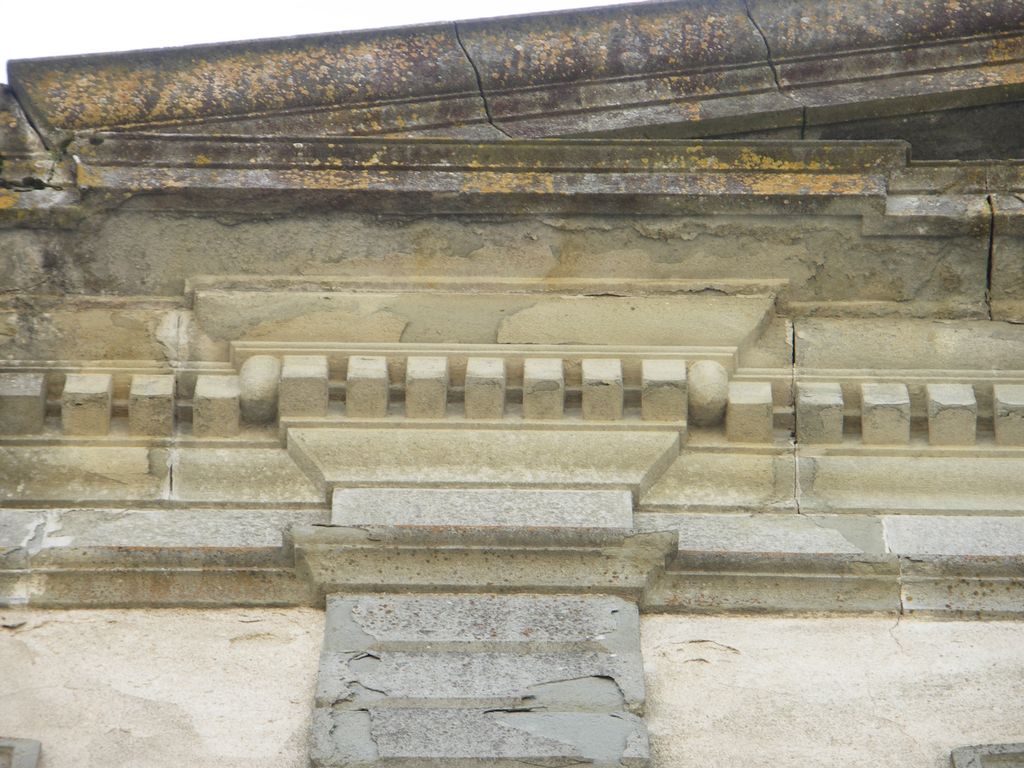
[345,355,389,418]
[238,355,281,424]
[323,593,640,649]
[0,372,46,434]
[279,355,329,418]
[288,428,679,496]
[925,383,977,446]
[726,381,773,443]
[405,356,448,419]
[331,487,633,544]
[464,357,506,419]
[61,373,112,436]
[311,708,649,767]
[993,384,1024,445]
[316,593,645,713]
[882,515,1024,558]
[951,743,1024,768]
[128,374,175,436]
[641,359,687,422]
[0,738,41,768]
[192,375,240,437]
[796,382,844,444]
[581,358,623,420]
[860,383,910,445]
[522,358,564,419]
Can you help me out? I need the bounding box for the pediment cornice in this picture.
[6,0,1024,147]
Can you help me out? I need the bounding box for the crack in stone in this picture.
[985,193,996,321]
[743,2,782,93]
[453,22,512,139]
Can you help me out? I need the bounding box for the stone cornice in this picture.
[6,0,1024,146]
[69,134,906,215]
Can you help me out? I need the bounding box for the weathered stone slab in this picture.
[497,295,772,348]
[331,488,632,544]
[0,373,46,435]
[643,512,894,581]
[318,650,639,711]
[128,374,175,436]
[884,516,1024,558]
[322,593,639,649]
[288,428,678,499]
[313,594,648,766]
[170,447,322,504]
[795,319,1024,371]
[798,456,1024,514]
[0,447,165,503]
[27,507,322,567]
[61,373,112,436]
[0,510,46,567]
[640,452,796,513]
[317,594,644,702]
[311,708,649,767]
[644,570,901,614]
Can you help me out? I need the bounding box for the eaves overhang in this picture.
[6,0,1024,148]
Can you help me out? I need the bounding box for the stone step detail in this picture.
[311,593,649,768]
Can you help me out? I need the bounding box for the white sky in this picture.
[3,0,642,75]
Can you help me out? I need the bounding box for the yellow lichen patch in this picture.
[738,148,828,172]
[986,34,1024,64]
[0,192,19,209]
